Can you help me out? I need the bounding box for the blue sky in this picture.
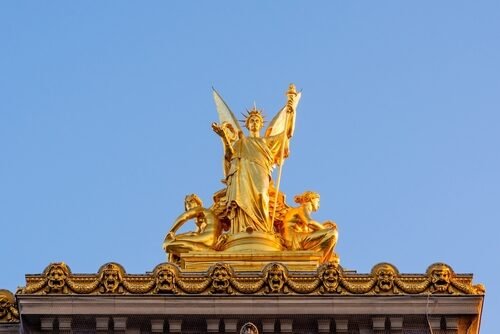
[1,1,499,332]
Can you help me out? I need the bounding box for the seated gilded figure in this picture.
[163,194,222,263]
[282,191,338,263]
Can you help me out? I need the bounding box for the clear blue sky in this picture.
[1,1,498,332]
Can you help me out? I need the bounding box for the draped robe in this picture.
[225,133,286,234]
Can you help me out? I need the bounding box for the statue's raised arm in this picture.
[265,84,301,166]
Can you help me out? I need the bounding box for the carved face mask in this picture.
[267,265,287,292]
[211,266,231,292]
[376,268,395,292]
[47,267,67,291]
[103,270,120,292]
[431,268,451,292]
[156,269,176,292]
[321,267,339,291]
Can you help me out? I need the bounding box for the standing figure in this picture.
[212,85,300,235]
[283,191,338,263]
[163,194,221,262]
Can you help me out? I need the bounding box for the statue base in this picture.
[220,230,283,252]
[168,231,340,272]
[178,250,323,272]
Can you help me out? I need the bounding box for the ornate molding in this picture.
[0,290,19,323]
[15,261,485,297]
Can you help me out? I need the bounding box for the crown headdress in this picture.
[240,103,265,126]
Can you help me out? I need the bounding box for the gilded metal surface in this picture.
[282,191,338,263]
[178,249,323,272]
[163,194,221,263]
[15,261,484,296]
[0,290,18,323]
[165,85,341,265]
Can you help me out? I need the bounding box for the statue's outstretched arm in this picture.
[265,85,300,140]
[212,122,237,157]
[169,208,201,236]
[212,122,225,137]
[286,112,295,139]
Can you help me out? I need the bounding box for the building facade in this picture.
[0,261,484,333]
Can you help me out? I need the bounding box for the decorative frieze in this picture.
[14,261,484,297]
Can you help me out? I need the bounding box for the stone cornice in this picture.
[15,261,485,297]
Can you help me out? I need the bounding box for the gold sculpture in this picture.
[282,191,338,263]
[211,85,298,237]
[163,194,222,263]
[163,85,344,267]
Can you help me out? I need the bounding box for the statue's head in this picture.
[0,290,14,319]
[153,263,178,294]
[264,263,288,293]
[210,263,233,293]
[184,194,203,211]
[98,263,125,293]
[427,263,453,293]
[372,263,398,293]
[44,262,71,293]
[318,262,340,292]
[294,191,320,211]
[244,108,265,133]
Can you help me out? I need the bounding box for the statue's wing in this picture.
[265,92,301,137]
[212,88,243,133]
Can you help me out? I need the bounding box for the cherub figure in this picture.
[282,191,338,263]
[163,194,222,263]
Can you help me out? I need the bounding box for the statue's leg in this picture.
[301,228,338,263]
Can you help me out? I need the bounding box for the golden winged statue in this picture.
[163,85,339,266]
[211,84,300,235]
